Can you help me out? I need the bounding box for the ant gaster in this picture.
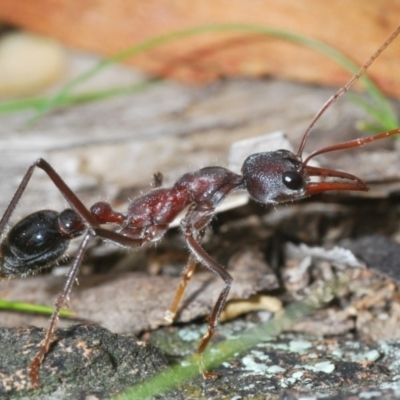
[1,25,400,387]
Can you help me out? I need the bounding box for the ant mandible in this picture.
[1,25,400,387]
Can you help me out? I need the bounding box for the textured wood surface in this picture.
[0,1,399,96]
[0,51,399,221]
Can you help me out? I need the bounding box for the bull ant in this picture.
[1,25,400,386]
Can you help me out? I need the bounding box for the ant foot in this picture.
[28,367,41,390]
[202,370,219,380]
[196,352,219,380]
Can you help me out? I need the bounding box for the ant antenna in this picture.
[302,127,400,167]
[296,24,400,158]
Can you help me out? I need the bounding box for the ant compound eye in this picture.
[282,171,304,190]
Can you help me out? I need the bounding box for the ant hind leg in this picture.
[0,158,98,236]
[29,232,92,388]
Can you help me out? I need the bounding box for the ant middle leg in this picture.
[182,204,232,378]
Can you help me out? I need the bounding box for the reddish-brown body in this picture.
[116,167,242,242]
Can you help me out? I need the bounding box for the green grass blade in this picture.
[347,92,398,131]
[25,23,397,129]
[116,271,352,399]
[0,79,159,115]
[0,299,73,317]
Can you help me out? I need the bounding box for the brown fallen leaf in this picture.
[0,1,399,96]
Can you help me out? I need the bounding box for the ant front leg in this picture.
[182,203,232,379]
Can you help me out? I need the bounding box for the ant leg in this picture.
[33,159,98,225]
[0,159,98,235]
[165,206,206,323]
[165,254,197,323]
[0,163,37,234]
[27,222,149,387]
[29,232,92,388]
[184,230,232,378]
[185,239,232,341]
[92,227,147,247]
[165,206,208,323]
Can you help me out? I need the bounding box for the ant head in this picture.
[241,150,307,204]
[241,136,383,205]
[240,25,400,206]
